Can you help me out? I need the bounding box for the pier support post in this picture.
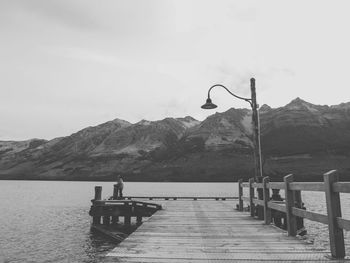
[249,178,255,217]
[324,170,345,259]
[92,186,102,225]
[94,186,102,201]
[124,202,131,226]
[113,184,118,200]
[238,179,243,211]
[263,177,271,224]
[112,216,119,224]
[284,174,297,236]
[124,216,131,226]
[103,216,110,226]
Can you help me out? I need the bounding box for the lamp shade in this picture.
[201,98,217,109]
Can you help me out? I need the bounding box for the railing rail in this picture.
[237,169,350,259]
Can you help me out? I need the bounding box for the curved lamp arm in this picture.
[207,84,253,108]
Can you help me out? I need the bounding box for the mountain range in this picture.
[1,98,350,181]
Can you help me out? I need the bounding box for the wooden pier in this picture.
[89,170,350,262]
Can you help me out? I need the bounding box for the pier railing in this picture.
[237,170,350,259]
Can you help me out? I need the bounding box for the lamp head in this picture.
[201,98,217,109]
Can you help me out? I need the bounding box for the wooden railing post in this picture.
[103,215,110,226]
[112,216,119,224]
[284,174,297,236]
[94,186,102,201]
[263,177,271,224]
[249,178,255,217]
[238,179,243,211]
[113,184,118,200]
[256,177,264,220]
[294,190,305,234]
[92,186,102,225]
[124,202,131,226]
[324,170,345,259]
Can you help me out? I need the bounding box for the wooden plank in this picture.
[289,182,325,192]
[103,257,333,263]
[333,182,350,193]
[120,240,309,247]
[268,201,286,213]
[268,182,285,189]
[132,233,288,239]
[95,200,162,209]
[292,207,328,224]
[252,182,263,189]
[107,251,331,261]
[241,196,250,202]
[114,247,327,254]
[116,242,323,250]
[122,196,238,200]
[336,217,350,231]
[91,225,126,242]
[118,244,321,251]
[324,170,345,258]
[105,199,330,262]
[253,198,264,206]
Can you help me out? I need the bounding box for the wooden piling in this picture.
[124,215,131,226]
[284,174,297,236]
[238,179,243,211]
[324,170,345,259]
[92,186,102,225]
[124,202,131,226]
[263,176,271,224]
[113,184,118,200]
[112,216,119,224]
[103,216,110,226]
[94,186,102,201]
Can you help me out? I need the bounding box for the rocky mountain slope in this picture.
[1,98,349,181]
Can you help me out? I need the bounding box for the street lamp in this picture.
[201,78,263,181]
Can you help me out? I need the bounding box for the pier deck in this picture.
[104,200,343,262]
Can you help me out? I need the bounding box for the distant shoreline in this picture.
[0,178,238,182]
[0,178,330,182]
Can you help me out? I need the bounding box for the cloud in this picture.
[1,0,350,140]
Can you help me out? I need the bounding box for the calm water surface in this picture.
[0,181,349,262]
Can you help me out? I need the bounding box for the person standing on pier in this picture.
[116,175,124,199]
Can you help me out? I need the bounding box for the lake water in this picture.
[0,181,349,262]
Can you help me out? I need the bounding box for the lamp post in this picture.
[201,78,263,218]
[201,78,263,181]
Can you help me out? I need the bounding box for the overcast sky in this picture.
[1,0,349,140]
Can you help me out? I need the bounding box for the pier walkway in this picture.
[90,170,350,262]
[104,200,340,262]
